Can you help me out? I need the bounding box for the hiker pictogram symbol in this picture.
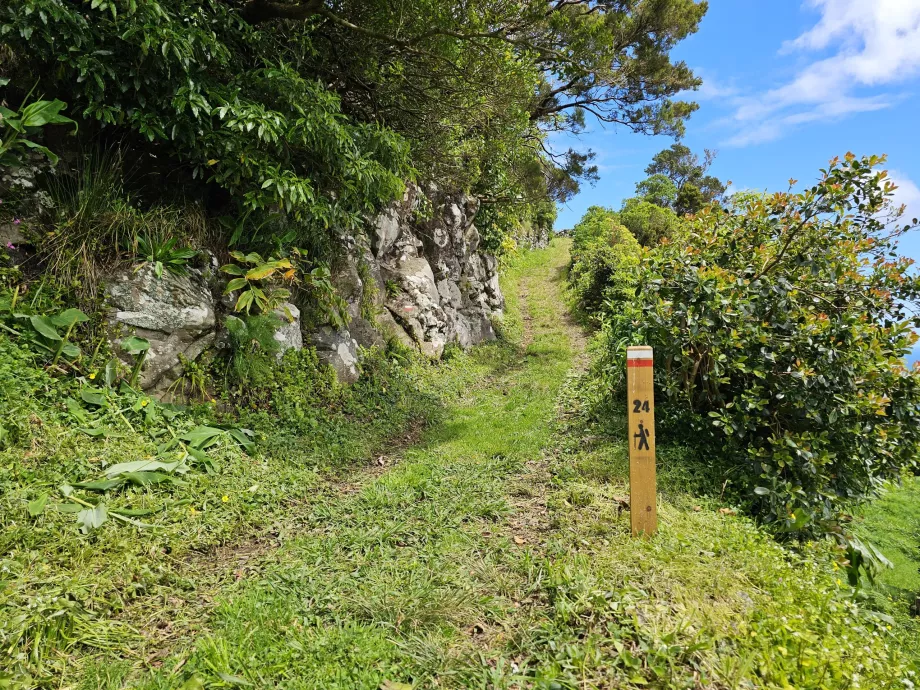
[634,422,651,451]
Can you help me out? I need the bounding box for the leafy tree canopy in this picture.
[1,0,708,249]
[642,142,726,215]
[635,173,678,208]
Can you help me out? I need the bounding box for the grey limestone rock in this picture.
[106,263,216,391]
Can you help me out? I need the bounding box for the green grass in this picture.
[854,476,920,662]
[2,239,918,689]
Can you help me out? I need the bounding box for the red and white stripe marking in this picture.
[627,347,653,368]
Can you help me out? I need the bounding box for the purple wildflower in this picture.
[13,219,21,225]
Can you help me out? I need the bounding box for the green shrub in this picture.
[224,313,282,390]
[569,207,641,323]
[571,205,618,256]
[604,154,920,534]
[617,197,680,246]
[569,235,640,323]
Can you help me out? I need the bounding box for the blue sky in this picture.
[555,0,920,259]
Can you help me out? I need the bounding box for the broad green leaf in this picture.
[65,398,89,422]
[181,426,223,449]
[28,494,49,517]
[20,139,60,165]
[122,471,188,486]
[29,315,61,340]
[104,459,186,478]
[80,389,107,407]
[104,358,120,387]
[227,427,255,454]
[122,336,151,354]
[55,503,83,513]
[77,503,108,533]
[235,290,254,313]
[61,343,81,360]
[20,99,76,128]
[225,277,249,292]
[78,427,110,438]
[51,308,90,328]
[73,479,125,492]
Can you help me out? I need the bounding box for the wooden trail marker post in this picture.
[627,346,657,537]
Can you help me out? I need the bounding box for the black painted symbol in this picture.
[632,399,651,414]
[634,422,651,451]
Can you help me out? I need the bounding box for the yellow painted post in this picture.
[627,346,657,537]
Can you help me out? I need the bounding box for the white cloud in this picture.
[889,170,920,223]
[723,0,920,146]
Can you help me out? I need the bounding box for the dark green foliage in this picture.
[642,143,726,215]
[1,0,709,256]
[0,95,76,167]
[603,154,920,534]
[1,0,411,245]
[618,197,681,246]
[635,173,678,208]
[568,208,640,322]
[224,313,281,389]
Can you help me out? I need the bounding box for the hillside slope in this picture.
[2,240,917,688]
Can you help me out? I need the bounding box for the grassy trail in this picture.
[113,241,581,688]
[47,239,918,688]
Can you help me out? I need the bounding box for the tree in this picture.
[1,0,709,254]
[635,174,678,208]
[618,198,680,246]
[231,0,709,200]
[644,143,726,214]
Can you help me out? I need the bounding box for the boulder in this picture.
[374,309,416,350]
[106,263,216,391]
[302,184,505,377]
[349,316,386,350]
[331,254,365,322]
[272,302,303,354]
[371,207,401,258]
[310,326,360,384]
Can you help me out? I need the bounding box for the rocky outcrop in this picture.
[272,303,303,354]
[330,183,504,359]
[106,263,217,392]
[106,184,504,392]
[310,327,360,384]
[304,184,504,364]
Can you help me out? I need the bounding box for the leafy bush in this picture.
[2,1,410,239]
[604,154,920,534]
[617,197,681,246]
[569,238,640,324]
[224,313,281,390]
[571,206,619,255]
[130,235,196,278]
